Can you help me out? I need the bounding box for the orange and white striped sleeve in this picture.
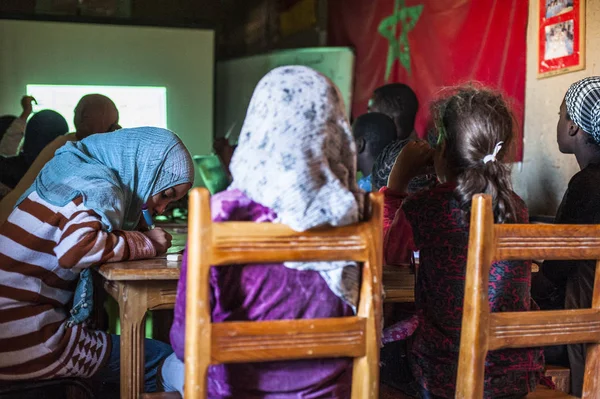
[53,200,156,271]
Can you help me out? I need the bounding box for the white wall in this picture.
[512,0,600,215]
[0,19,214,157]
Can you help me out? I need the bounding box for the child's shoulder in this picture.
[404,182,455,205]
[508,191,529,223]
[569,163,600,190]
[402,183,457,218]
[510,190,527,207]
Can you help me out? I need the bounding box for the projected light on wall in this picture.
[27,85,168,132]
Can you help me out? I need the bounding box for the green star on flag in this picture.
[378,0,424,81]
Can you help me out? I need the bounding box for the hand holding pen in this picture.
[141,204,172,255]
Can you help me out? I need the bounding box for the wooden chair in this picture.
[181,187,383,399]
[456,194,600,399]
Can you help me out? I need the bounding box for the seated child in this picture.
[162,66,363,398]
[0,94,120,226]
[372,138,437,194]
[0,127,194,395]
[0,95,36,156]
[0,109,68,190]
[369,83,419,140]
[368,84,436,194]
[353,112,397,191]
[383,87,544,398]
[541,76,600,396]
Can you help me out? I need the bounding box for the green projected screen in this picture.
[27,84,167,133]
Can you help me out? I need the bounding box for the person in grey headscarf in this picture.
[540,76,600,396]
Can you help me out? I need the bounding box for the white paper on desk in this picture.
[155,246,185,258]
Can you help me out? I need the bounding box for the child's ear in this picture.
[568,120,580,137]
[356,137,366,154]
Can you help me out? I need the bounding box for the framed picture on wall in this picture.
[538,0,585,78]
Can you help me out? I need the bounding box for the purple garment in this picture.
[170,189,354,398]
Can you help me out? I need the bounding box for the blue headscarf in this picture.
[18,126,195,231]
[17,127,195,327]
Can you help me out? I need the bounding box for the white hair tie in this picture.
[483,141,504,164]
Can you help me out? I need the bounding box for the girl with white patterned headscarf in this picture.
[164,66,364,397]
[230,65,364,306]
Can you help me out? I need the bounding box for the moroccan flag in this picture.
[328,0,528,160]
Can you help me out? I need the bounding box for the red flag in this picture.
[328,0,527,160]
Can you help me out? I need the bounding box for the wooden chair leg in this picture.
[118,283,148,399]
[582,260,600,398]
[456,196,494,399]
[351,272,379,399]
[582,343,600,398]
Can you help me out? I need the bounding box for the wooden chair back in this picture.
[457,194,600,398]
[184,188,384,399]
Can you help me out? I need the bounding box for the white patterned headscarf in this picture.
[565,76,600,144]
[230,66,363,308]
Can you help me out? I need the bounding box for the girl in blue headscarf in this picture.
[0,127,194,395]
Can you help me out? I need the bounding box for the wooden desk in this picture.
[98,259,181,399]
[97,231,185,399]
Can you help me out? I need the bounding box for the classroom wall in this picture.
[512,0,600,215]
[0,19,214,157]
[215,47,354,141]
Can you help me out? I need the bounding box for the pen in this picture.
[224,121,236,141]
[142,204,155,230]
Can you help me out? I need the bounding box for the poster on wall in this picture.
[538,0,585,78]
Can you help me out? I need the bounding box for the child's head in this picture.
[433,87,517,223]
[369,83,419,140]
[558,76,600,154]
[352,112,397,176]
[74,94,120,139]
[23,110,69,166]
[229,66,362,231]
[23,127,194,231]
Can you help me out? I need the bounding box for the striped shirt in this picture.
[0,191,156,380]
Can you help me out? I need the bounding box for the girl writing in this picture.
[0,127,194,395]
